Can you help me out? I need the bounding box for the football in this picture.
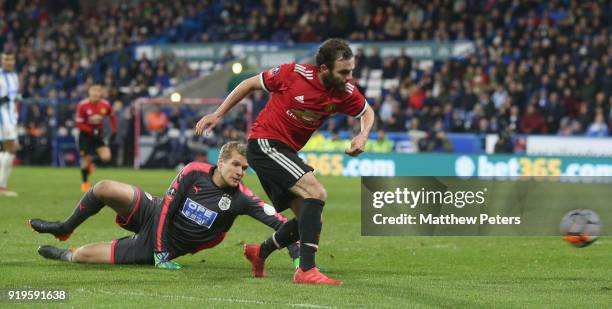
[560,209,602,248]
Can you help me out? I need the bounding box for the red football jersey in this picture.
[75,99,117,135]
[249,63,368,152]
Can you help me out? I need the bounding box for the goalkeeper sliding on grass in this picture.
[29,142,299,270]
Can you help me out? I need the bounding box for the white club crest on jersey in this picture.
[294,95,304,103]
[263,203,277,216]
[218,194,232,211]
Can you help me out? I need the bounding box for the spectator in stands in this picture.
[366,48,383,70]
[227,128,245,144]
[520,105,547,134]
[320,130,349,152]
[557,117,577,136]
[474,118,492,135]
[418,130,453,153]
[250,91,268,120]
[382,57,396,79]
[491,84,508,110]
[448,108,466,133]
[586,112,609,137]
[395,49,412,81]
[543,92,565,133]
[22,114,51,166]
[593,92,608,117]
[562,88,581,117]
[366,129,393,153]
[145,105,169,134]
[575,102,591,134]
[408,118,426,151]
[408,83,426,110]
[379,94,396,126]
[494,130,515,154]
[384,104,407,132]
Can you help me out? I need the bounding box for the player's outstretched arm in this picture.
[194,75,262,135]
[346,104,375,157]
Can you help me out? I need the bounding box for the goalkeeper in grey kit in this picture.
[30,142,298,269]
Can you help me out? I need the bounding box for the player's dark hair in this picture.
[220,141,246,160]
[1,49,15,57]
[315,38,353,71]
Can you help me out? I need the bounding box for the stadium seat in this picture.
[382,79,399,90]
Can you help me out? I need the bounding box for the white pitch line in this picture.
[79,288,336,308]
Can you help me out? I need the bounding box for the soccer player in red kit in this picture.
[195,39,375,285]
[75,85,116,192]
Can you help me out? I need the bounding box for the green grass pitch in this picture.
[1,167,610,308]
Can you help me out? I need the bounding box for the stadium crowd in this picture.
[1,0,213,165]
[1,0,611,166]
[354,0,611,139]
[237,0,611,152]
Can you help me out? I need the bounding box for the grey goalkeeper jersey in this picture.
[155,162,287,256]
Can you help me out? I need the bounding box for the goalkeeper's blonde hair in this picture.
[219,141,246,160]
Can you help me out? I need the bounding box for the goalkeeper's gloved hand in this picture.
[154,251,181,270]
